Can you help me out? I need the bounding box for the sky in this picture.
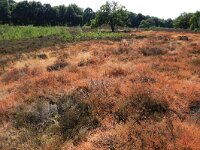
[15,0,200,19]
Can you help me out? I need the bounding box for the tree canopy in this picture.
[190,11,200,30]
[83,7,95,25]
[0,0,10,23]
[91,1,128,32]
[173,13,193,29]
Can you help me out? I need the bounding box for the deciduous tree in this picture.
[83,7,95,25]
[92,1,128,32]
[190,11,200,31]
[0,0,10,23]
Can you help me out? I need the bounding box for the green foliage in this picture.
[92,1,128,32]
[0,0,11,23]
[173,11,200,31]
[0,25,131,41]
[0,0,197,31]
[70,3,83,16]
[55,5,68,26]
[0,25,132,55]
[0,1,83,26]
[83,7,95,25]
[11,1,58,26]
[173,12,193,29]
[66,5,82,26]
[0,0,198,31]
[165,18,173,28]
[190,11,200,31]
[127,12,173,29]
[127,12,147,28]
[139,18,156,28]
[0,25,70,40]
[127,12,137,27]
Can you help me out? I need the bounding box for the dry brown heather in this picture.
[0,31,200,149]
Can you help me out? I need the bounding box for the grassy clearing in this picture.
[0,25,130,55]
[0,25,70,41]
[0,25,129,41]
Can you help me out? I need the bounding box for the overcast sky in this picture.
[15,0,200,19]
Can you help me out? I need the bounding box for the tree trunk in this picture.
[111,24,115,32]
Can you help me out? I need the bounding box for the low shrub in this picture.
[178,36,189,41]
[135,35,147,39]
[112,46,130,55]
[47,60,68,72]
[190,43,198,47]
[78,59,96,67]
[189,100,200,114]
[2,67,41,82]
[141,47,167,56]
[115,91,169,123]
[12,97,57,132]
[11,93,99,147]
[35,54,48,59]
[191,57,200,65]
[0,58,10,74]
[57,94,99,140]
[192,49,200,54]
[107,67,127,77]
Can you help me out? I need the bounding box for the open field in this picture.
[0,29,200,149]
[0,25,131,55]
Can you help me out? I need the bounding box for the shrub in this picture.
[135,35,147,39]
[2,67,41,82]
[35,54,48,59]
[78,59,96,67]
[107,67,128,77]
[57,94,99,140]
[190,43,198,47]
[191,58,200,65]
[112,46,130,55]
[115,91,169,123]
[141,47,167,56]
[189,100,200,114]
[12,97,57,132]
[178,36,189,41]
[192,49,200,54]
[11,94,99,146]
[0,58,10,74]
[47,60,68,72]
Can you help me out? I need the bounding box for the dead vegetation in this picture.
[0,31,200,150]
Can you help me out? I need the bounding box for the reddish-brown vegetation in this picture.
[0,31,199,149]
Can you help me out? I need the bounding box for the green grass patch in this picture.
[0,25,132,55]
[0,25,71,41]
[0,25,130,41]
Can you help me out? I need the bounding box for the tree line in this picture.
[0,0,95,26]
[0,0,199,31]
